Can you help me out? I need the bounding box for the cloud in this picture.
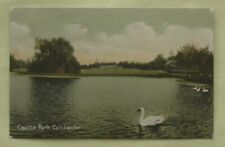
[162,25,213,50]
[11,22,30,38]
[10,21,213,64]
[10,22,34,60]
[70,21,213,64]
[63,24,88,40]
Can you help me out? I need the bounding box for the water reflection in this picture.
[12,77,81,137]
[173,84,213,138]
[32,78,72,117]
[10,76,213,138]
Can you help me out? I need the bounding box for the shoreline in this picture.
[11,71,212,85]
[11,71,180,78]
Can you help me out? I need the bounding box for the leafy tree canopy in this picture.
[175,43,213,74]
[29,37,80,73]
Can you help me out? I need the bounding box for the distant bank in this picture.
[11,67,212,85]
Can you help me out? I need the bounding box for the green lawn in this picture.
[81,67,170,77]
[12,67,172,77]
[12,67,211,84]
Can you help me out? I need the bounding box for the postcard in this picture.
[10,8,213,139]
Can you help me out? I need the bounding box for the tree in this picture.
[149,54,167,70]
[10,53,28,71]
[28,37,80,73]
[175,43,199,69]
[172,43,213,83]
[175,44,213,74]
[197,47,213,75]
[10,53,17,71]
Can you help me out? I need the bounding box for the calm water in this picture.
[10,74,213,139]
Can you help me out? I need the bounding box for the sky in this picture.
[10,8,214,65]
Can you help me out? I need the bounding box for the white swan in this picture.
[196,86,201,92]
[202,87,209,93]
[193,85,198,90]
[137,107,165,127]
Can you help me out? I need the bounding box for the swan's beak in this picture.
[136,109,141,112]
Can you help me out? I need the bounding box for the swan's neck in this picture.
[140,110,145,121]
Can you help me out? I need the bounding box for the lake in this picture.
[10,74,213,139]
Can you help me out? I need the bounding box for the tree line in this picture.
[81,43,213,83]
[10,37,80,73]
[10,53,29,71]
[81,54,167,70]
[10,37,213,81]
[83,43,213,75]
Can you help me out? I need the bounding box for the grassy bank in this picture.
[12,67,212,84]
[12,67,175,77]
[80,68,172,77]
